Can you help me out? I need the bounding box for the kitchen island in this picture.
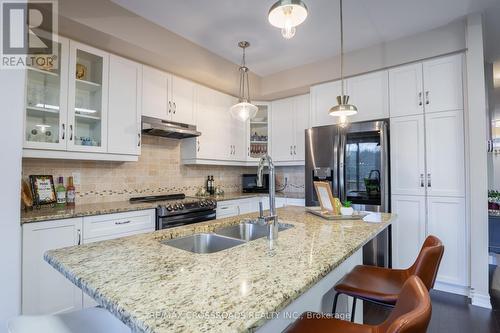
[45,206,394,333]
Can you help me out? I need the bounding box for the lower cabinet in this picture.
[391,194,468,293]
[22,209,155,314]
[22,218,83,315]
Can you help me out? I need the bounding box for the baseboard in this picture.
[434,281,470,296]
[470,291,492,309]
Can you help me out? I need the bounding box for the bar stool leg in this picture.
[350,297,357,322]
[332,292,340,315]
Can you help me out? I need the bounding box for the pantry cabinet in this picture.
[22,218,83,315]
[271,94,310,164]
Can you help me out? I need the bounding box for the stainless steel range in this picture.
[129,194,216,230]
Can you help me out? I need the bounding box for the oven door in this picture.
[156,209,216,230]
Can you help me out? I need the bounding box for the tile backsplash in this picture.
[22,136,304,204]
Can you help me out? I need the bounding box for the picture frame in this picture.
[313,181,341,215]
[29,175,57,206]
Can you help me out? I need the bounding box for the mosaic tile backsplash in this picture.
[22,136,305,204]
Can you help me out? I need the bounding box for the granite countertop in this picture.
[21,192,305,224]
[45,206,394,333]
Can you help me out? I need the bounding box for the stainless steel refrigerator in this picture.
[305,119,391,267]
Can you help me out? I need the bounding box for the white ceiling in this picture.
[111,0,498,76]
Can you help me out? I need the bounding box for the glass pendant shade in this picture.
[230,41,258,122]
[230,102,258,122]
[268,0,308,39]
[329,95,358,117]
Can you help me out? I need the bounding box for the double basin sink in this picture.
[162,219,293,254]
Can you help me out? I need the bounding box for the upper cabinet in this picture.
[389,54,463,117]
[67,41,109,153]
[271,94,310,164]
[247,103,270,162]
[108,55,142,156]
[345,70,389,122]
[310,70,388,127]
[142,66,196,125]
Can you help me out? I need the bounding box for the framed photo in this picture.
[29,175,57,206]
[314,181,341,215]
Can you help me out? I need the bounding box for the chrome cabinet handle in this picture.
[248,146,250,156]
[427,173,431,187]
[61,123,65,140]
[420,174,424,187]
[173,102,176,114]
[115,220,131,225]
[425,91,430,105]
[290,145,293,155]
[418,92,423,106]
[77,229,81,245]
[69,124,73,141]
[197,139,200,152]
[168,101,172,113]
[138,133,141,147]
[293,145,296,155]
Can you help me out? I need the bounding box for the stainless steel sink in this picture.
[162,233,245,254]
[214,220,294,241]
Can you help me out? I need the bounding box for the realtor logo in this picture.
[1,0,58,69]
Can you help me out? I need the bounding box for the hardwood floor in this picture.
[363,289,499,332]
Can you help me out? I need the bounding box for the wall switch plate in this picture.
[72,172,81,185]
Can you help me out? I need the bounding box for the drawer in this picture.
[83,209,155,242]
[216,204,240,219]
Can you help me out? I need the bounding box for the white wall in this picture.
[0,69,24,331]
[466,13,491,309]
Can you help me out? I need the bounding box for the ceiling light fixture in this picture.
[268,0,308,40]
[230,41,258,122]
[329,0,357,122]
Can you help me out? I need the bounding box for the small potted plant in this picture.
[340,201,354,216]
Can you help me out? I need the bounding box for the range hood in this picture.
[141,116,201,139]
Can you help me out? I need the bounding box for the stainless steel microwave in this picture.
[242,174,269,193]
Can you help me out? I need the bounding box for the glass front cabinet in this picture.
[247,102,270,162]
[24,37,109,153]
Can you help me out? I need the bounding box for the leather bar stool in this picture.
[333,235,443,321]
[8,307,131,333]
[284,275,432,333]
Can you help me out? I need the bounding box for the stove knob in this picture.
[200,201,206,207]
[179,203,185,210]
[166,205,173,212]
[173,204,179,211]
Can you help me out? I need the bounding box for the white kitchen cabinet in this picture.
[389,63,424,117]
[425,110,465,197]
[391,195,426,269]
[310,80,341,127]
[247,103,271,162]
[346,70,389,122]
[22,218,83,315]
[108,55,142,155]
[228,101,248,162]
[427,196,467,287]
[390,115,426,196]
[67,41,109,153]
[422,54,463,114]
[142,65,169,120]
[271,94,310,164]
[170,75,196,125]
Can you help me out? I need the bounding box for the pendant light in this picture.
[268,0,308,40]
[329,0,358,120]
[230,41,258,122]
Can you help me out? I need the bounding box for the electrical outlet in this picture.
[72,172,81,185]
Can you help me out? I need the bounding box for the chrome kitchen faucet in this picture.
[257,155,279,240]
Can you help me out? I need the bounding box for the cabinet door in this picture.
[293,94,310,161]
[388,63,424,117]
[67,41,109,153]
[171,75,195,125]
[310,81,341,127]
[227,96,247,161]
[423,54,463,114]
[108,55,141,155]
[142,65,169,120]
[425,110,465,197]
[390,115,426,196]
[391,195,426,269]
[427,196,467,287]
[346,70,389,122]
[271,98,295,162]
[24,38,69,151]
[22,218,83,315]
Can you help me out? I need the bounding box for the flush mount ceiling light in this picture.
[329,0,358,120]
[268,0,308,40]
[230,41,258,122]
